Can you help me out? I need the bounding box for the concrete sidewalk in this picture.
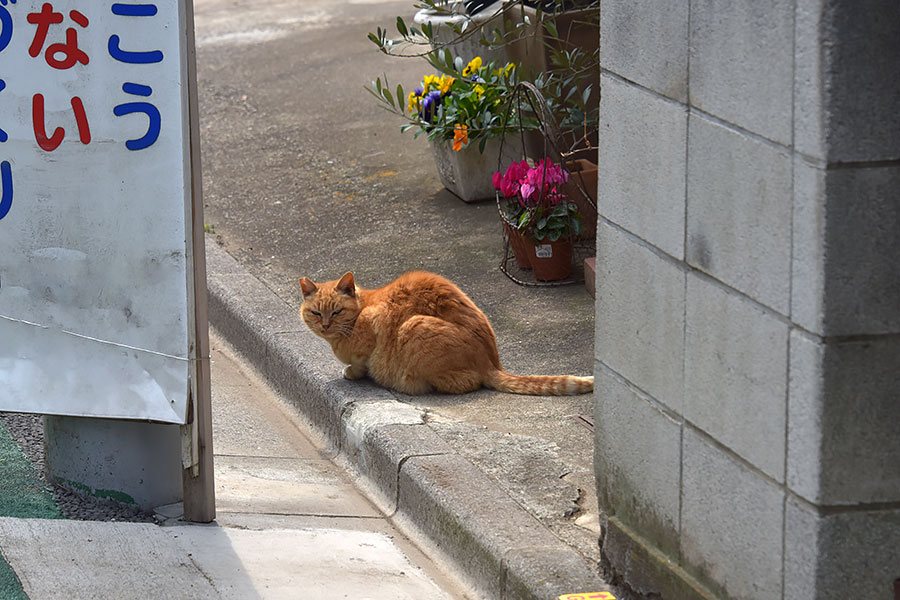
[0,333,468,600]
[206,241,617,600]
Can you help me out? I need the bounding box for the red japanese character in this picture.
[27,3,89,69]
[33,94,91,151]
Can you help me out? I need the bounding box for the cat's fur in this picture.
[299,270,593,396]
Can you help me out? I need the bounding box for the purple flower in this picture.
[421,90,443,122]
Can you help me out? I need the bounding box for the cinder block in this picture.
[792,161,900,336]
[681,428,785,600]
[684,273,789,481]
[784,498,900,600]
[793,0,826,160]
[689,0,794,145]
[598,75,687,259]
[796,0,900,162]
[599,0,689,102]
[595,221,685,413]
[594,363,682,558]
[602,516,716,600]
[687,114,792,314]
[789,158,827,334]
[788,330,900,505]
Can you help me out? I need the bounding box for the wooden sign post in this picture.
[0,0,213,521]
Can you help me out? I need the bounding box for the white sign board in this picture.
[0,0,196,424]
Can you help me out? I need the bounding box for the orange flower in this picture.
[452,124,468,152]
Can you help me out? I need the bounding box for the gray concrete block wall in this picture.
[598,75,687,259]
[684,274,788,481]
[594,364,682,558]
[595,1,900,598]
[688,0,795,145]
[686,115,793,314]
[599,0,689,103]
[680,429,784,600]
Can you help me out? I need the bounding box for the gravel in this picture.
[0,413,156,523]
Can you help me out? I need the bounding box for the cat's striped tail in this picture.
[486,370,593,396]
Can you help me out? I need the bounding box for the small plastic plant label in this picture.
[535,244,553,258]
[558,594,617,600]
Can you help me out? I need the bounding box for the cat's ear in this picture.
[336,272,356,297]
[299,277,318,298]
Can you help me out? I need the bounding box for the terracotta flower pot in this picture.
[504,222,532,269]
[527,238,573,281]
[564,159,598,241]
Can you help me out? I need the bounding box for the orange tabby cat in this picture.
[299,270,593,396]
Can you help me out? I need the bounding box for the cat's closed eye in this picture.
[332,308,343,316]
[310,310,321,317]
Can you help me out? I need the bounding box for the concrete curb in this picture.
[205,242,615,600]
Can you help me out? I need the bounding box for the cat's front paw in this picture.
[343,365,366,380]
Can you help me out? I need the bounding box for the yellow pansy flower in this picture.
[474,84,485,99]
[407,91,422,114]
[438,74,455,93]
[462,56,482,77]
[493,63,515,78]
[423,74,440,92]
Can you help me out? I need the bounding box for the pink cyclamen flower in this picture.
[519,182,536,205]
[497,160,528,198]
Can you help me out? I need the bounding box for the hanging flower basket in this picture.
[527,238,573,281]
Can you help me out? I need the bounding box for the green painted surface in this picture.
[0,552,28,600]
[0,420,64,600]
[57,478,136,505]
[0,422,62,519]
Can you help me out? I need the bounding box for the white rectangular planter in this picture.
[431,135,524,203]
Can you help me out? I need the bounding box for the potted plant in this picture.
[493,157,582,280]
[367,52,536,202]
[368,0,600,162]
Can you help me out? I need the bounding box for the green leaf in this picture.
[382,87,394,107]
[582,84,593,106]
[548,229,562,242]
[396,16,408,37]
[544,19,558,39]
[397,84,405,111]
[518,212,530,229]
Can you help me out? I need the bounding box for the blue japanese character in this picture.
[113,82,160,151]
[108,34,162,64]
[108,3,162,63]
[0,0,14,55]
[0,1,14,220]
[0,79,7,142]
[111,3,157,17]
[0,160,12,220]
